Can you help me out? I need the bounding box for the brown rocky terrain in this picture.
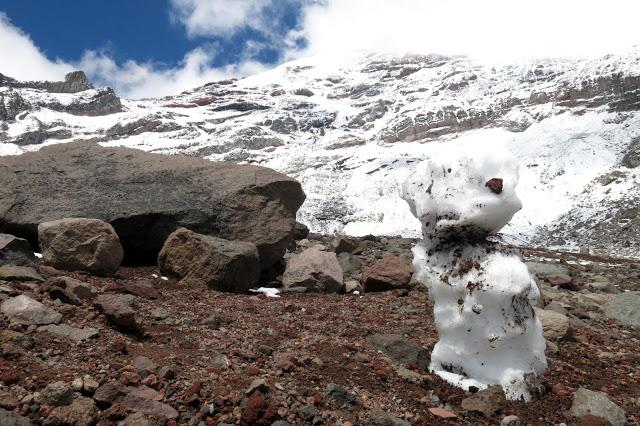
[1,232,638,426]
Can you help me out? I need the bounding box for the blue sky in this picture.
[0,0,638,99]
[1,0,302,69]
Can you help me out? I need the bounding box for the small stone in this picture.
[44,396,98,426]
[82,375,99,394]
[133,356,157,373]
[246,378,269,395]
[93,382,125,408]
[569,387,627,426]
[37,324,99,343]
[367,333,430,369]
[298,404,318,421]
[501,415,521,426]
[485,178,503,194]
[121,394,179,419]
[428,407,458,419]
[461,385,506,416]
[38,381,73,407]
[282,248,344,293]
[71,378,84,392]
[324,383,355,406]
[368,409,411,426]
[0,407,31,426]
[0,266,44,282]
[0,234,37,268]
[534,307,572,341]
[158,366,176,380]
[1,295,62,326]
[604,292,640,327]
[93,293,142,334]
[361,256,412,292]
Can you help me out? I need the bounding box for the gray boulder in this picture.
[1,294,62,325]
[158,228,260,293]
[0,142,305,269]
[604,292,640,327]
[282,248,343,292]
[569,387,627,426]
[38,218,124,276]
[0,233,36,267]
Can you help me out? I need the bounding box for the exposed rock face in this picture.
[38,218,124,276]
[0,142,305,268]
[1,294,62,325]
[0,233,36,267]
[158,228,260,293]
[0,71,94,93]
[283,248,344,292]
[361,255,413,292]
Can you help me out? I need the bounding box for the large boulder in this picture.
[158,228,260,293]
[38,218,124,276]
[0,233,36,267]
[0,142,305,269]
[282,248,343,293]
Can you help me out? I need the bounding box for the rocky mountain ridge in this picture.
[1,50,639,256]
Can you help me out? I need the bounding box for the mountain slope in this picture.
[1,49,639,256]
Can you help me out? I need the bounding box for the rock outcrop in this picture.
[158,228,260,293]
[38,218,124,276]
[0,71,94,93]
[0,142,306,268]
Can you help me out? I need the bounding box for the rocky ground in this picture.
[1,232,639,426]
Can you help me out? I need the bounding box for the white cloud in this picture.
[294,0,640,61]
[169,0,273,38]
[0,13,73,81]
[78,47,267,99]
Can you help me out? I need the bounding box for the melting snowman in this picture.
[401,143,546,400]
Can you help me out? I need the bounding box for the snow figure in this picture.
[401,142,547,400]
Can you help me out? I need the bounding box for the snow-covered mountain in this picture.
[1,49,639,256]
